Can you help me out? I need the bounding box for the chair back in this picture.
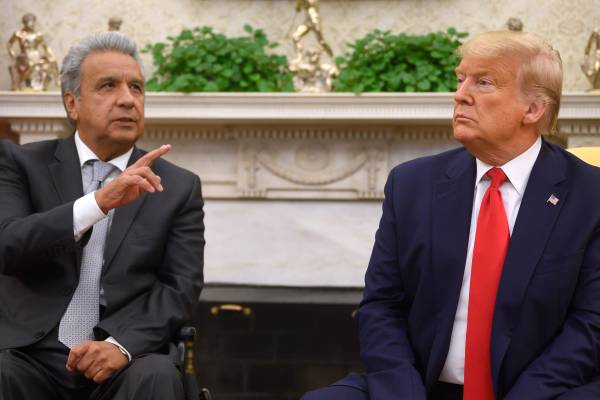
[567,147,600,167]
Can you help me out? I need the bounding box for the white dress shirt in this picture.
[439,136,542,384]
[71,131,133,360]
[73,132,132,241]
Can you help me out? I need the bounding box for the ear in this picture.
[63,92,79,122]
[523,98,547,127]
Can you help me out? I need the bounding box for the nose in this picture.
[454,80,473,106]
[116,83,135,107]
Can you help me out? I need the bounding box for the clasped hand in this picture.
[66,341,128,383]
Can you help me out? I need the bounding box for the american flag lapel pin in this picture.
[547,194,559,206]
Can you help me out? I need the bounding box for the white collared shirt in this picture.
[439,136,542,384]
[72,131,132,241]
[71,131,133,360]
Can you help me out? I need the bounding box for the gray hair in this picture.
[60,32,143,124]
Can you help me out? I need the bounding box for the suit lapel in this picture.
[48,135,84,203]
[427,150,477,386]
[491,141,568,389]
[103,147,148,271]
[48,135,83,270]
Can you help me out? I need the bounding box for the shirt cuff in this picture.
[105,336,132,361]
[73,191,107,242]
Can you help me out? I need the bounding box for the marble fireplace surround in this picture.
[1,92,599,302]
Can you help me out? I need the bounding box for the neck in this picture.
[78,134,131,162]
[465,128,540,166]
[472,138,540,167]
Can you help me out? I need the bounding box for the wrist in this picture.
[113,343,129,360]
[105,337,131,361]
[94,189,110,215]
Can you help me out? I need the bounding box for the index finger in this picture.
[131,144,171,168]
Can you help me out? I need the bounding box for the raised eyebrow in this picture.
[96,76,117,85]
[95,76,144,85]
[469,68,496,76]
[130,79,145,87]
[454,69,498,82]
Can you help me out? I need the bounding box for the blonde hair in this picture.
[458,31,563,135]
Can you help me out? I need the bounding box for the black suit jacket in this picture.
[0,135,205,357]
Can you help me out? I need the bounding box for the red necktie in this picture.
[464,167,509,400]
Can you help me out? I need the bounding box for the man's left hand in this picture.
[66,341,128,383]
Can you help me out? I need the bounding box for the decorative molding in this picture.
[366,147,385,192]
[145,126,235,141]
[2,91,598,122]
[234,135,388,199]
[256,146,367,186]
[10,120,68,134]
[144,92,457,122]
[239,143,260,195]
[556,120,600,148]
[559,93,600,119]
[1,92,599,199]
[558,121,600,135]
[9,119,70,144]
[393,126,454,140]
[144,124,455,142]
[295,143,331,172]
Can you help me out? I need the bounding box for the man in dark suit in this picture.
[0,32,204,399]
[303,31,600,400]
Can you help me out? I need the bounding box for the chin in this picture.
[109,128,143,144]
[452,127,476,145]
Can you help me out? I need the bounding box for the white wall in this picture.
[1,0,598,91]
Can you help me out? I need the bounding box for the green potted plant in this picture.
[144,25,294,92]
[333,27,468,93]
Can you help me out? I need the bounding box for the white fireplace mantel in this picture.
[1,91,599,294]
[2,91,599,201]
[2,91,600,122]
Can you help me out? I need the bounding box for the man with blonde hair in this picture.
[302,30,600,400]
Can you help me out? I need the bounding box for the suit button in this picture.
[62,287,72,296]
[34,331,45,339]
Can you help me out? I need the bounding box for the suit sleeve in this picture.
[0,140,80,276]
[505,227,600,399]
[357,169,427,400]
[95,174,205,357]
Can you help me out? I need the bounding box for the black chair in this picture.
[177,327,213,400]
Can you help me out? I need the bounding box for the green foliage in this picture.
[333,27,468,93]
[143,25,294,92]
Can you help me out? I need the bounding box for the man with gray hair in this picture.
[303,30,600,400]
[0,32,204,399]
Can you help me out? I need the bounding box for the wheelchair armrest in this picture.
[176,326,213,400]
[176,326,197,372]
[178,326,197,341]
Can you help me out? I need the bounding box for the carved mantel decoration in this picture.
[1,92,600,200]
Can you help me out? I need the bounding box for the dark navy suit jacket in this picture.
[357,140,600,399]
